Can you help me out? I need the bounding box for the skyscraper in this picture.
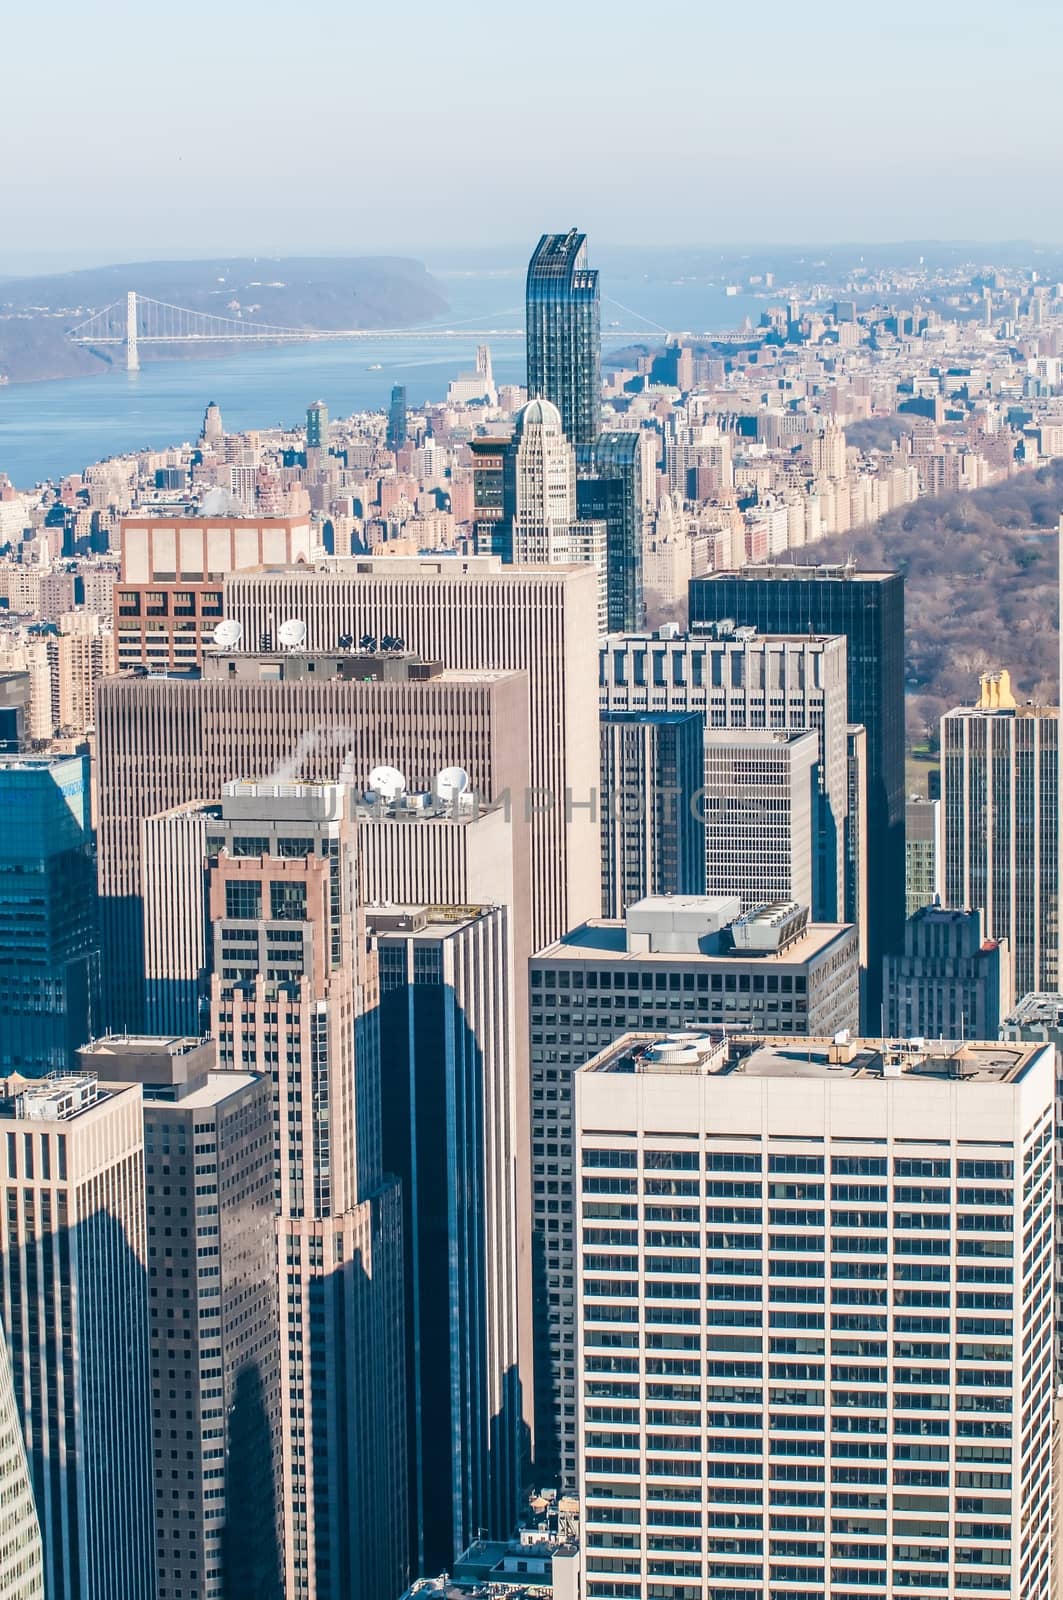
[905,793,941,917]
[0,672,29,752]
[372,903,522,1574]
[78,1035,282,1600]
[207,782,407,1600]
[96,646,530,1030]
[0,1320,43,1600]
[387,386,408,452]
[941,669,1059,1000]
[599,711,705,918]
[577,430,644,633]
[0,754,98,1075]
[0,1073,155,1600]
[224,559,602,952]
[306,399,329,453]
[690,563,906,1017]
[530,896,860,1486]
[600,627,850,929]
[114,514,312,670]
[503,399,608,628]
[702,727,818,911]
[575,1029,1056,1600]
[525,231,601,448]
[883,904,1011,1039]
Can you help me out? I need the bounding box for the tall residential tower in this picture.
[525,231,601,448]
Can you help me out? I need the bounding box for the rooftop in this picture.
[366,904,495,939]
[1002,991,1063,1032]
[696,562,898,583]
[583,1029,1045,1085]
[535,896,847,964]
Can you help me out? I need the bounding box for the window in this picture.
[225,880,261,920]
[270,881,307,921]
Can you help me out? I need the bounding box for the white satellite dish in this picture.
[212,618,244,651]
[434,766,470,802]
[367,765,407,802]
[278,618,307,650]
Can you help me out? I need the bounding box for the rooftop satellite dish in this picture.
[212,618,244,651]
[368,765,407,802]
[435,766,470,802]
[278,618,307,650]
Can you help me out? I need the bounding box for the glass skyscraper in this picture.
[577,430,644,632]
[690,564,905,1022]
[387,384,408,452]
[0,754,98,1075]
[526,230,601,447]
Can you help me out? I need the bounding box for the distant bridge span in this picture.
[66,290,751,370]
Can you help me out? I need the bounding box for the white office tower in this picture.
[574,1030,1056,1600]
[702,729,818,911]
[0,1322,43,1599]
[506,399,608,630]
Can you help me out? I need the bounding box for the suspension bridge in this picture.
[66,290,750,370]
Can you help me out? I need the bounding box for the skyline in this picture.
[4,0,1062,260]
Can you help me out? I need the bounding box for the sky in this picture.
[3,0,1062,269]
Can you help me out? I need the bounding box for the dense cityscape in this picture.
[0,219,1061,1600]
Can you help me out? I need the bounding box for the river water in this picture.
[0,269,764,488]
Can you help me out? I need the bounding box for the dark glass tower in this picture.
[387,385,407,452]
[577,431,644,631]
[0,752,98,1073]
[689,563,905,1022]
[306,399,329,452]
[525,230,601,447]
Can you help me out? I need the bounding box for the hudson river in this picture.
[0,270,764,488]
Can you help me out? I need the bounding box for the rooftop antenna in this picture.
[211,619,243,651]
[277,618,307,651]
[434,766,470,803]
[367,765,407,803]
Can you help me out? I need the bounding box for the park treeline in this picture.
[814,459,1063,742]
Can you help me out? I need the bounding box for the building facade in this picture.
[883,904,1011,1040]
[577,430,644,635]
[79,1036,282,1600]
[905,794,941,918]
[599,628,849,929]
[223,559,602,952]
[530,894,860,1487]
[206,783,408,1600]
[575,1029,1056,1600]
[690,563,906,1017]
[942,672,1059,1000]
[599,711,705,919]
[0,1075,155,1600]
[0,754,98,1076]
[372,905,523,1575]
[96,647,530,1031]
[503,399,608,630]
[525,231,601,448]
[702,728,817,911]
[0,1321,43,1600]
[114,515,312,670]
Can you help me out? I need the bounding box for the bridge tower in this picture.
[126,290,139,372]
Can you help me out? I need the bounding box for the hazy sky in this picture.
[3,0,1061,265]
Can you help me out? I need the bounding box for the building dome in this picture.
[516,396,564,434]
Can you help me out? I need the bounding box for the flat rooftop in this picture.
[696,564,898,583]
[535,919,851,964]
[172,1071,258,1109]
[584,1030,1044,1085]
[366,904,494,939]
[1002,992,1063,1030]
